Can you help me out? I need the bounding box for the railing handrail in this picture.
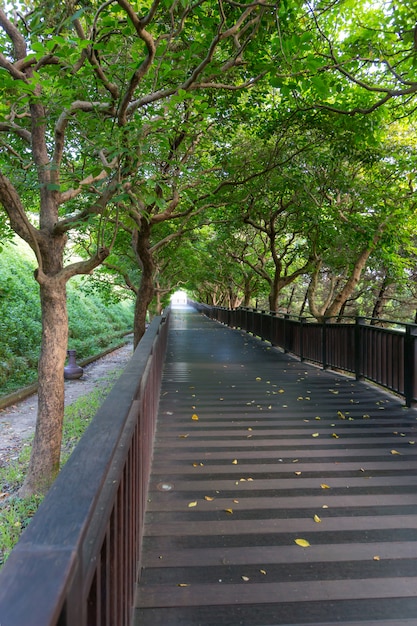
[214,305,417,330]
[0,312,169,626]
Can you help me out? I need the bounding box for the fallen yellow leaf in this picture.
[260,569,267,575]
[337,411,346,419]
[232,459,238,464]
[312,433,319,437]
[315,416,321,420]
[295,538,310,547]
[241,576,250,581]
[409,441,415,445]
[313,514,321,523]
[321,483,331,489]
[390,449,402,455]
[332,433,339,439]
[204,496,214,501]
[294,471,302,476]
[224,508,233,514]
[256,377,261,381]
[178,583,189,587]
[179,434,189,438]
[188,501,197,508]
[191,414,199,421]
[373,556,380,561]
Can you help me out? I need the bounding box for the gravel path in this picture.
[0,341,134,465]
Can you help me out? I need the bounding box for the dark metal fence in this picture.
[195,304,417,407]
[0,313,169,626]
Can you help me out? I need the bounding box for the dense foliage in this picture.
[0,240,133,396]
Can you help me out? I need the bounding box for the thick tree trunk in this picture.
[268,275,279,312]
[325,246,373,319]
[133,224,155,348]
[20,277,68,496]
[243,277,252,307]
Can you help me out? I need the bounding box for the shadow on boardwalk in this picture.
[134,308,417,626]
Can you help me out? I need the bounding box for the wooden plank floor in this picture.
[133,308,417,625]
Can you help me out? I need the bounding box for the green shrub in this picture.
[0,240,134,396]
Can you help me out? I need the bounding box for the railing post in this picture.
[260,310,265,340]
[322,318,328,369]
[355,317,366,380]
[283,314,289,353]
[300,317,305,362]
[404,324,417,407]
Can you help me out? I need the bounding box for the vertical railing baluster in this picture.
[404,325,417,407]
[355,317,365,381]
[322,318,328,370]
[300,317,305,362]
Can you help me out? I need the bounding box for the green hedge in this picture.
[0,241,133,396]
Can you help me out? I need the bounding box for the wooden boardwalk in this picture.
[133,308,417,626]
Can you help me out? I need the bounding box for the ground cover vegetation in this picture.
[0,0,416,495]
[0,240,133,396]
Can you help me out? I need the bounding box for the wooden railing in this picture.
[195,304,417,407]
[0,312,169,626]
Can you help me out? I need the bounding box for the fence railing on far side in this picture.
[193,304,417,408]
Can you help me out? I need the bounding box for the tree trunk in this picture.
[133,223,155,348]
[299,286,309,317]
[20,276,68,496]
[243,276,252,306]
[371,275,390,323]
[268,274,280,312]
[286,285,296,314]
[325,246,374,319]
[155,285,163,315]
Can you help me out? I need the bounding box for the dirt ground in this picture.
[0,341,134,465]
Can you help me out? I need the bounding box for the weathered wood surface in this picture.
[133,308,417,626]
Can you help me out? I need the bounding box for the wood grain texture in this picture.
[134,308,417,625]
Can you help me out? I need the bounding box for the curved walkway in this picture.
[134,307,417,626]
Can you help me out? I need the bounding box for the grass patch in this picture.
[0,368,123,569]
